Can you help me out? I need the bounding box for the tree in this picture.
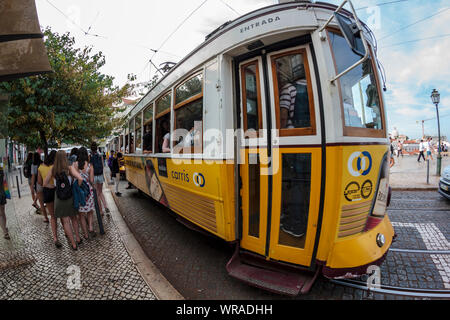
[0,27,134,156]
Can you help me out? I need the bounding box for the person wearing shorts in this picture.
[0,166,10,240]
[90,143,110,216]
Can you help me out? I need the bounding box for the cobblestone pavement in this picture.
[0,170,156,300]
[108,168,450,300]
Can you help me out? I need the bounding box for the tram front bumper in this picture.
[322,215,395,279]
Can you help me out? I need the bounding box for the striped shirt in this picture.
[279,80,307,129]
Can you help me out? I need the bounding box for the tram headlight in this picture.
[364,153,390,232]
[376,233,385,247]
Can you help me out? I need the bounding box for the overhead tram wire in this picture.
[378,7,450,41]
[218,0,241,16]
[355,0,411,11]
[148,0,209,80]
[380,33,450,48]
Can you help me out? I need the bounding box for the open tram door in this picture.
[228,37,325,295]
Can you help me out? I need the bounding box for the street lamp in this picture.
[431,89,442,176]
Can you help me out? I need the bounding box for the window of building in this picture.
[328,31,384,137]
[174,73,203,154]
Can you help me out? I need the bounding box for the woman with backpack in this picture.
[24,152,39,212]
[44,150,83,250]
[38,151,58,242]
[73,147,96,239]
[90,142,110,217]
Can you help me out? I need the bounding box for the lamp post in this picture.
[431,89,441,176]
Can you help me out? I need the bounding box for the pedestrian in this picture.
[390,138,395,168]
[112,152,122,196]
[397,141,403,158]
[108,150,115,176]
[24,152,39,211]
[68,148,78,166]
[38,150,58,241]
[31,152,47,221]
[73,147,96,239]
[90,142,110,216]
[426,137,434,161]
[0,165,10,240]
[417,139,425,162]
[44,150,83,250]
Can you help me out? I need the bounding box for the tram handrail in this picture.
[317,0,370,84]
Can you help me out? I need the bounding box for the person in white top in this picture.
[417,139,426,162]
[425,137,434,161]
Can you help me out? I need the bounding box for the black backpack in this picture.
[23,162,32,178]
[92,153,103,176]
[55,172,73,200]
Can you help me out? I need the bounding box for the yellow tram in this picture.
[108,0,395,295]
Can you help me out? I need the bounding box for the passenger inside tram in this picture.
[160,119,171,153]
[276,53,311,130]
[143,125,152,154]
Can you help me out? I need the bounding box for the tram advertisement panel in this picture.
[124,156,235,240]
[339,145,388,238]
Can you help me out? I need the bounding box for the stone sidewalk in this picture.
[389,154,449,190]
[0,169,157,300]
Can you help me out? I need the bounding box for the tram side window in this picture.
[155,92,172,153]
[135,113,142,154]
[143,104,153,154]
[129,119,135,154]
[174,73,203,154]
[241,61,262,136]
[329,31,383,131]
[272,49,315,135]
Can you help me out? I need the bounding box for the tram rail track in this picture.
[331,278,450,298]
[389,248,450,254]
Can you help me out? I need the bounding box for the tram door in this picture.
[238,45,322,267]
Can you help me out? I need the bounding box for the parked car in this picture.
[438,165,450,200]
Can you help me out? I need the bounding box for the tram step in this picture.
[226,246,319,296]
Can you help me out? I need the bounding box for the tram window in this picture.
[175,73,203,105]
[329,31,383,132]
[155,92,172,154]
[241,61,262,136]
[129,119,135,154]
[272,49,315,135]
[174,99,203,154]
[135,113,142,154]
[156,113,171,153]
[279,153,311,249]
[143,124,153,153]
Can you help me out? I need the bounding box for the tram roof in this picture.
[128,0,374,118]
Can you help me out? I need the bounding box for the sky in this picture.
[34,0,450,141]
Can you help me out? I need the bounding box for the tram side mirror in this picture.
[334,12,366,57]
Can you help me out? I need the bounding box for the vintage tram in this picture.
[108,0,395,295]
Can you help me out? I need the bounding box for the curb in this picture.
[103,184,184,300]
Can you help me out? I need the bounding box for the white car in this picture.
[439,165,450,200]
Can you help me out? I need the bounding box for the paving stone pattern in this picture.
[0,171,155,300]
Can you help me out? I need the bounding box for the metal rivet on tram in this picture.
[376,233,385,248]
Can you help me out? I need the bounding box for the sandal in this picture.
[54,240,62,248]
[43,218,50,223]
[32,203,40,210]
[4,233,10,240]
